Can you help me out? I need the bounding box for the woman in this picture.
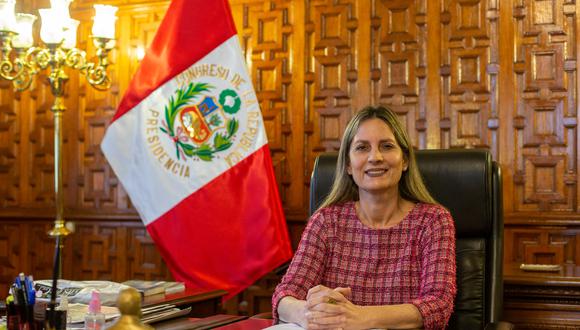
[272,106,456,329]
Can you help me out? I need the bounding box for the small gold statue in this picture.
[108,288,154,330]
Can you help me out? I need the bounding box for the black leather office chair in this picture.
[309,149,513,329]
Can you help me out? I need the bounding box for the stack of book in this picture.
[141,304,191,324]
[121,280,186,297]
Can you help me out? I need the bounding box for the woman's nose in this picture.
[368,148,384,162]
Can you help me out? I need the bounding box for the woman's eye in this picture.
[354,144,368,151]
[381,143,394,150]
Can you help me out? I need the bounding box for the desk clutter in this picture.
[3,275,187,330]
[6,273,38,330]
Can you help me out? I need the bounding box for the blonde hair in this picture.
[319,105,438,209]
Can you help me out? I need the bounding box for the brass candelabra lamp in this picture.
[0,0,117,276]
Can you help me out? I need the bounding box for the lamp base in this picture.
[48,221,71,237]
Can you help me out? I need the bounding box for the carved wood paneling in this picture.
[69,223,120,279]
[0,81,19,207]
[125,225,171,279]
[28,222,59,280]
[371,0,427,148]
[71,10,121,211]
[511,0,577,213]
[440,0,499,155]
[27,78,57,207]
[0,220,172,297]
[505,227,580,265]
[0,223,22,296]
[305,0,359,155]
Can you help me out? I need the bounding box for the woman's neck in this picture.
[356,191,412,228]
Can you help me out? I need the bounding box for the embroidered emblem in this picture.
[159,83,240,161]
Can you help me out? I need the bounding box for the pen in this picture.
[19,273,29,306]
[27,275,35,305]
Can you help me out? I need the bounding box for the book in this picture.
[121,280,185,297]
[163,282,185,295]
[121,280,166,297]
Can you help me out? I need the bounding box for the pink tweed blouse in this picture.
[272,201,457,329]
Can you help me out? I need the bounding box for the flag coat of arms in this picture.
[101,0,292,299]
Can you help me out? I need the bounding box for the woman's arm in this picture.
[306,297,422,329]
[277,296,309,328]
[272,211,329,322]
[360,304,423,329]
[280,286,351,329]
[410,207,457,329]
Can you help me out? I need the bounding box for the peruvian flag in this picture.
[101,0,292,299]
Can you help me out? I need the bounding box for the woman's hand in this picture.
[303,285,370,330]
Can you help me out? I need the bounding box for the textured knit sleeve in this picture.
[271,210,328,322]
[411,206,457,330]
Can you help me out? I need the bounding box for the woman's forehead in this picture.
[352,118,395,141]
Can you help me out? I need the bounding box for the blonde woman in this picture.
[272,106,456,329]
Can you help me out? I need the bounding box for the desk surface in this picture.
[214,318,273,329]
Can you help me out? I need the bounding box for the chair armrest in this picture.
[485,321,514,330]
[251,312,273,319]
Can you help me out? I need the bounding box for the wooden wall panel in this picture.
[0,81,19,207]
[28,222,59,280]
[505,227,580,264]
[510,0,577,213]
[371,0,428,148]
[72,9,120,211]
[0,223,22,296]
[440,0,500,156]
[306,0,361,153]
[0,0,579,324]
[125,225,171,279]
[27,78,57,207]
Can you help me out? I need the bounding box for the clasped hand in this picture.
[302,285,367,330]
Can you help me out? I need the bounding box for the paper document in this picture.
[66,303,120,323]
[265,323,304,329]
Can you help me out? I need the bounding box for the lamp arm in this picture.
[66,44,111,90]
[0,46,52,91]
[83,61,111,90]
[64,48,86,70]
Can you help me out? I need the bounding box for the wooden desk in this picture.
[503,262,580,328]
[214,318,273,329]
[153,314,249,330]
[143,288,228,317]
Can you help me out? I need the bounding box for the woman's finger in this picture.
[307,284,329,300]
[306,311,346,329]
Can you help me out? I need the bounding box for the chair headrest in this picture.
[415,149,493,237]
[310,149,495,237]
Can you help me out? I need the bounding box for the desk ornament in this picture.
[108,288,154,330]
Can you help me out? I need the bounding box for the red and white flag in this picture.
[101,0,292,299]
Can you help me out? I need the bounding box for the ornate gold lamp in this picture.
[0,0,117,275]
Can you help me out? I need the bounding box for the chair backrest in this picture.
[309,149,504,329]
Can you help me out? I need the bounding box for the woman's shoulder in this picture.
[411,203,454,227]
[310,201,356,224]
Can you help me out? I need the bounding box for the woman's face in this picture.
[347,118,407,195]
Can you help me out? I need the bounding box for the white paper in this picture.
[264,323,304,330]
